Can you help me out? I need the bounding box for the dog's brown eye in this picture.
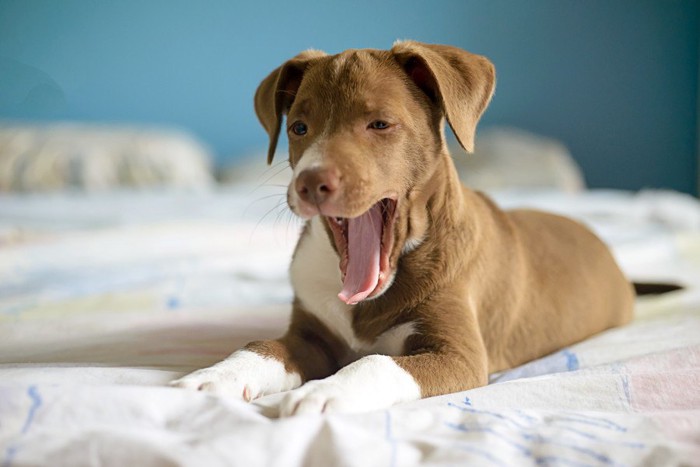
[290,121,308,136]
[368,120,390,130]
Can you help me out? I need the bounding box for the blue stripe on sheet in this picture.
[490,348,580,383]
[2,385,42,467]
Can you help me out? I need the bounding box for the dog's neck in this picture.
[426,151,468,226]
[358,150,474,316]
[405,148,470,249]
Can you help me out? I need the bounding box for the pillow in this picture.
[452,127,585,193]
[0,122,215,192]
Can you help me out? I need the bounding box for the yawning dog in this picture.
[171,41,635,416]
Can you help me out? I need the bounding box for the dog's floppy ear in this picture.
[391,41,495,153]
[254,50,328,165]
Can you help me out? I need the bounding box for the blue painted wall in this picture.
[0,0,698,193]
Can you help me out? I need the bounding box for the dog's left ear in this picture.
[391,41,495,153]
[255,50,328,165]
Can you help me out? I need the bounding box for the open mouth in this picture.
[326,198,398,305]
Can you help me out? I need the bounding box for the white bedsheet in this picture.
[1,185,699,466]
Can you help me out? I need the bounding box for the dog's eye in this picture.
[368,120,390,130]
[290,121,308,136]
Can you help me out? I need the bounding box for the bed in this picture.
[1,146,699,466]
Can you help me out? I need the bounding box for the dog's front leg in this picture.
[169,328,338,402]
[279,354,418,416]
[170,305,343,401]
[280,293,489,416]
[280,349,487,416]
[169,339,302,401]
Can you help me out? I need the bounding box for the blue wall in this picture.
[0,0,698,193]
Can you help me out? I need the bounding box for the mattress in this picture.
[1,184,699,466]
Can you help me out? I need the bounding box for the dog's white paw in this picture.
[280,380,361,416]
[170,366,255,400]
[170,350,301,401]
[279,355,422,417]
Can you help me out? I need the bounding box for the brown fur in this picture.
[251,41,635,398]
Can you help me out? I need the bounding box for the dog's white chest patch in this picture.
[290,217,415,357]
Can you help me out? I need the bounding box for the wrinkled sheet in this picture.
[1,186,699,466]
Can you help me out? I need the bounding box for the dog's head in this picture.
[255,41,495,305]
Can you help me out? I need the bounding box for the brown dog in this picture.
[171,41,634,415]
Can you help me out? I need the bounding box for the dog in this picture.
[171,41,636,416]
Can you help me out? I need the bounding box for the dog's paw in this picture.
[169,350,301,401]
[278,355,422,417]
[280,380,362,416]
[170,367,256,400]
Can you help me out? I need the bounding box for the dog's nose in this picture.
[295,167,340,206]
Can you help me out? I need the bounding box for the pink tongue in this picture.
[338,204,382,305]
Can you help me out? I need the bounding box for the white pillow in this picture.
[452,127,585,193]
[0,122,215,192]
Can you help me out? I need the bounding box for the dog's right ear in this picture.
[391,41,495,154]
[254,50,327,165]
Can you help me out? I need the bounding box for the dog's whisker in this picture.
[274,203,289,230]
[251,198,289,240]
[264,159,290,171]
[251,160,288,186]
[242,192,287,219]
[249,163,292,196]
[251,192,287,203]
[279,209,302,248]
[259,160,292,180]
[286,210,301,242]
[273,196,297,232]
